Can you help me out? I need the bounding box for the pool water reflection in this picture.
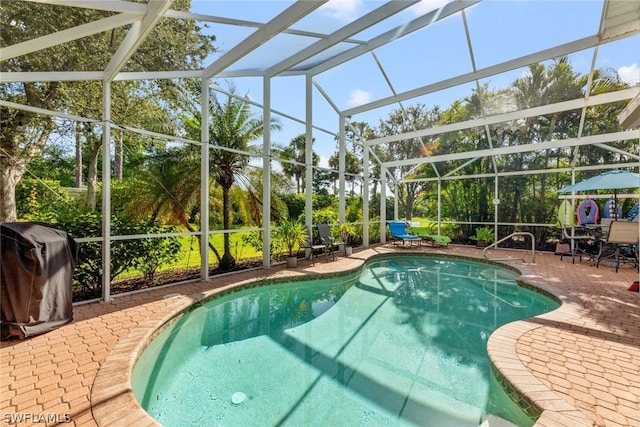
[132,255,559,426]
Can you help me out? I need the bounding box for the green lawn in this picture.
[118,230,266,280]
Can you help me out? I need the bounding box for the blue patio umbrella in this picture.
[557,170,640,217]
[557,170,640,194]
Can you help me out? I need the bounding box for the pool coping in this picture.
[91,252,594,427]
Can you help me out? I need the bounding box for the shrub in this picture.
[132,224,182,283]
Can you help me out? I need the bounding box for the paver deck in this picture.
[1,244,638,427]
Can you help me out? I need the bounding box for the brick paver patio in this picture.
[1,244,638,426]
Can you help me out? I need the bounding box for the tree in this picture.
[179,82,281,270]
[328,150,362,196]
[279,134,319,193]
[374,104,441,219]
[0,0,216,221]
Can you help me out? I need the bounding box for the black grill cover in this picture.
[1,222,78,339]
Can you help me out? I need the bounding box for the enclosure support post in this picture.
[101,82,112,303]
[305,75,314,232]
[338,115,346,223]
[262,77,272,268]
[437,180,442,234]
[200,81,210,280]
[394,182,399,221]
[363,143,370,247]
[380,167,387,244]
[494,177,499,244]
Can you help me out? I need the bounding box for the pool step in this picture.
[479,415,519,427]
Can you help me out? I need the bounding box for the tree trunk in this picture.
[0,121,52,222]
[186,220,222,263]
[0,164,22,222]
[219,184,236,270]
[114,131,123,180]
[86,144,100,211]
[75,123,83,188]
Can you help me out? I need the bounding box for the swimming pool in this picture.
[132,255,559,426]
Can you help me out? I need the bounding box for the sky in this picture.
[191,0,640,168]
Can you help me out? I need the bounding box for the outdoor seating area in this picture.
[595,220,639,272]
[301,225,331,265]
[408,222,452,247]
[1,244,638,427]
[387,221,422,247]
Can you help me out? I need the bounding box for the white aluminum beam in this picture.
[619,92,640,129]
[0,13,139,61]
[0,72,105,83]
[266,0,419,77]
[25,0,364,46]
[593,143,640,160]
[167,10,367,45]
[345,35,601,116]
[203,1,326,79]
[403,162,640,183]
[0,70,206,83]
[367,88,638,146]
[104,0,173,82]
[384,130,639,168]
[0,100,98,123]
[23,0,146,14]
[309,0,480,76]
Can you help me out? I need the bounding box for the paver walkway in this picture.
[1,245,638,426]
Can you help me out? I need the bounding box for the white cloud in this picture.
[618,63,639,85]
[320,0,363,22]
[347,89,372,107]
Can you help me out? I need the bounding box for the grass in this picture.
[117,230,265,280]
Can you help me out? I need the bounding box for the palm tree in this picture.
[181,82,281,270]
[328,149,362,196]
[280,134,319,193]
[128,146,223,263]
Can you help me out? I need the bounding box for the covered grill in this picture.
[1,222,78,339]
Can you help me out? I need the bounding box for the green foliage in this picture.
[279,134,320,193]
[337,222,356,245]
[469,227,495,242]
[411,217,462,242]
[0,0,217,222]
[328,150,362,192]
[316,208,338,225]
[242,231,265,254]
[271,219,307,257]
[16,178,71,219]
[367,221,381,245]
[279,193,305,220]
[345,196,362,223]
[25,145,76,187]
[133,224,183,283]
[27,201,183,294]
[313,193,337,211]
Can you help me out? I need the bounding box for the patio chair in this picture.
[596,220,639,272]
[387,221,421,247]
[316,223,338,261]
[301,226,329,265]
[559,218,595,264]
[627,202,639,221]
[409,224,451,247]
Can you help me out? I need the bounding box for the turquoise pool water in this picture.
[132,255,559,426]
